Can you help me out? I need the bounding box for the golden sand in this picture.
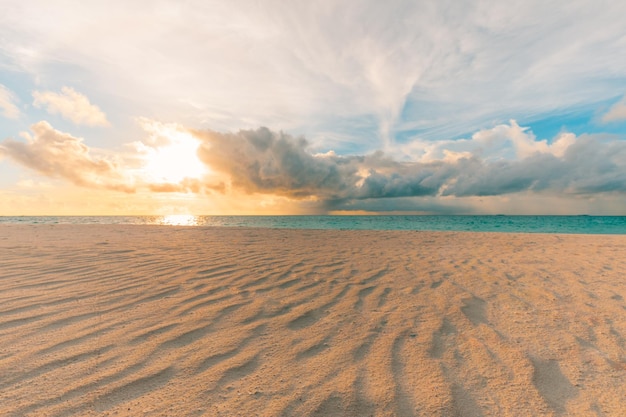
[1,225,625,416]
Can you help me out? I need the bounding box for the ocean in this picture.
[1,215,625,234]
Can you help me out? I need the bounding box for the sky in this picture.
[1,0,626,215]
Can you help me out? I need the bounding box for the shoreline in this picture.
[3,222,626,237]
[1,226,625,415]
[2,215,626,235]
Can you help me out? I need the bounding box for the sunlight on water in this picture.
[158,214,200,226]
[1,215,626,234]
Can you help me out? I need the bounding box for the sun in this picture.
[139,127,207,184]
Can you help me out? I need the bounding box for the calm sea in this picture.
[1,215,625,234]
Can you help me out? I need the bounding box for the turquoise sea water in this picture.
[1,215,626,234]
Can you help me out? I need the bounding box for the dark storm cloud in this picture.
[194,127,462,201]
[195,127,360,199]
[193,127,626,205]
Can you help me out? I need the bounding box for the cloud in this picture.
[147,178,203,193]
[602,96,626,122]
[0,119,212,195]
[2,118,625,214]
[0,121,132,191]
[2,1,626,151]
[193,123,626,212]
[0,83,21,119]
[192,126,448,202]
[32,87,109,126]
[193,126,457,202]
[195,127,360,200]
[406,120,577,163]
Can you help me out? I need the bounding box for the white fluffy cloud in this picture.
[400,121,577,163]
[32,87,109,126]
[0,83,21,119]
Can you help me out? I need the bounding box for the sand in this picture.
[0,225,625,416]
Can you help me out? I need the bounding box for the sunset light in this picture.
[157,214,199,226]
[1,2,626,415]
[139,130,207,184]
[0,0,625,215]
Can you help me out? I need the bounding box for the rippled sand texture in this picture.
[1,225,626,416]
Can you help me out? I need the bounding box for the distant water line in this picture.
[1,215,626,234]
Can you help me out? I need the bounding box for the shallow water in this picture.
[1,215,625,234]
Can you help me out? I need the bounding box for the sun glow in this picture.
[140,128,207,184]
[158,214,200,226]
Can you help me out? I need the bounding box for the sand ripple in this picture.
[1,225,626,416]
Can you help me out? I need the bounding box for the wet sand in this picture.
[1,225,625,416]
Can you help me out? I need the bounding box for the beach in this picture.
[1,225,625,416]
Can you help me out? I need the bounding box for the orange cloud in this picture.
[0,121,133,192]
[32,87,109,126]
